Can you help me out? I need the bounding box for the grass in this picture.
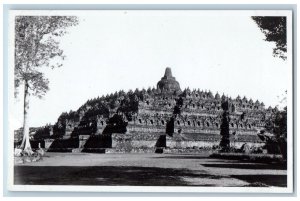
[210,152,285,164]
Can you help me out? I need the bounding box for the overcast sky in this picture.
[12,11,291,129]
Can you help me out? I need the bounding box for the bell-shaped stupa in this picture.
[157,67,181,94]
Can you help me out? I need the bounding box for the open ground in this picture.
[14,152,287,187]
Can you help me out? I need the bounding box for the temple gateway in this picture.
[16,67,272,153]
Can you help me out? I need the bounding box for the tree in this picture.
[15,16,78,151]
[265,107,287,137]
[219,100,230,151]
[257,107,287,159]
[252,16,287,60]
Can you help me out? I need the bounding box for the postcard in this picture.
[7,9,294,193]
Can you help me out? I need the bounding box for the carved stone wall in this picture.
[125,89,267,139]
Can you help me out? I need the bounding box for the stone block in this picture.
[44,139,54,149]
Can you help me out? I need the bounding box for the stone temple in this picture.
[15,67,272,153]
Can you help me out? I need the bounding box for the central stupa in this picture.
[157,67,181,94]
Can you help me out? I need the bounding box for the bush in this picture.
[250,146,264,154]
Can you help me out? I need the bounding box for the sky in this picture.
[11,11,291,129]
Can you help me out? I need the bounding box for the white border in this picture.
[7,9,294,193]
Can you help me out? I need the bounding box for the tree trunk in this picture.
[20,80,31,151]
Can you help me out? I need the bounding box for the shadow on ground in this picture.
[14,166,212,186]
[232,175,287,187]
[154,156,209,160]
[201,163,287,170]
[14,160,287,187]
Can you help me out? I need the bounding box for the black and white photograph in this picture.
[8,10,293,193]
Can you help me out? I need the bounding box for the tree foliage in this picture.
[15,16,79,97]
[257,107,287,159]
[252,16,287,60]
[15,16,78,151]
[265,106,287,138]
